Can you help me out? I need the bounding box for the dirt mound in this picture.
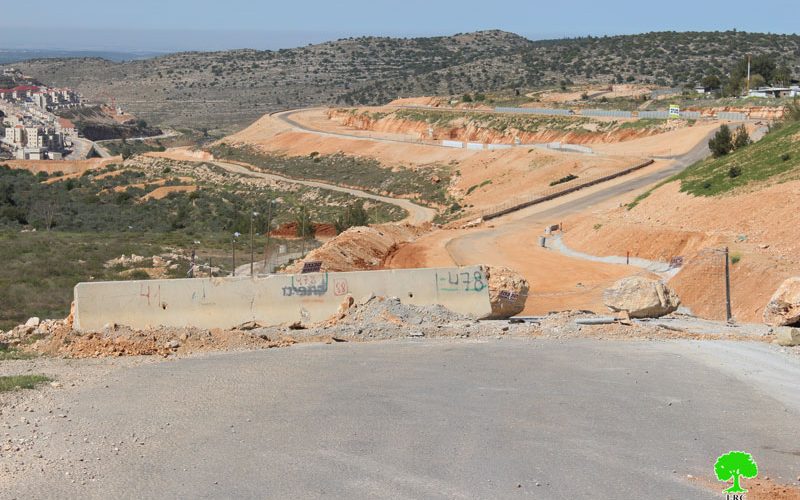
[5,157,120,175]
[270,222,337,239]
[282,223,427,273]
[140,185,197,201]
[27,324,302,358]
[3,318,337,359]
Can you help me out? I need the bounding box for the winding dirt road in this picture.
[212,160,436,225]
[147,148,436,225]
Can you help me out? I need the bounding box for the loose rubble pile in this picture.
[7,270,799,360]
[4,295,783,362]
[310,295,489,340]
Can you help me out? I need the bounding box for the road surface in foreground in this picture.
[9,339,800,499]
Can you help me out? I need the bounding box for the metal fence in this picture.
[717,112,747,121]
[495,106,573,116]
[480,159,654,220]
[680,111,702,120]
[532,142,594,154]
[580,109,633,118]
[639,110,670,119]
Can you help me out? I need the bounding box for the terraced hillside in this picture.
[7,30,800,131]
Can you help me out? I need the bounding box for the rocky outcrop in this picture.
[763,277,800,326]
[485,266,529,319]
[603,276,680,318]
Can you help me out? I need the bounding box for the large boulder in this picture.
[485,266,529,319]
[603,276,680,318]
[763,277,800,326]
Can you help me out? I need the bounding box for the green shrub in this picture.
[334,201,370,233]
[549,174,579,186]
[0,375,52,393]
[708,125,733,158]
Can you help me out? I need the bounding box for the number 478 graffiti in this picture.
[436,271,487,293]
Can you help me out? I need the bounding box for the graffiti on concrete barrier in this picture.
[435,270,487,293]
[334,278,349,296]
[139,284,162,307]
[282,273,329,297]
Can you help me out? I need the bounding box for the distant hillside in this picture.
[7,30,799,131]
[0,49,161,65]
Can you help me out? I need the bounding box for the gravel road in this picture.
[3,338,799,499]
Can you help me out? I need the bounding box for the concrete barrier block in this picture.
[73,266,492,331]
[774,326,800,346]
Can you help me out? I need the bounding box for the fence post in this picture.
[724,247,733,323]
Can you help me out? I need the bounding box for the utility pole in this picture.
[189,249,196,278]
[724,247,733,323]
[263,201,273,273]
[249,211,258,278]
[301,208,307,256]
[746,54,751,95]
[232,232,240,277]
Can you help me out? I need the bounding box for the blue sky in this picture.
[1,0,797,52]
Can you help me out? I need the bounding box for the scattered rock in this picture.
[764,277,800,326]
[25,317,41,328]
[603,276,680,318]
[166,340,181,349]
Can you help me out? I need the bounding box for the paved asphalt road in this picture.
[8,339,800,499]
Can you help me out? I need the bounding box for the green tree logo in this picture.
[714,451,758,493]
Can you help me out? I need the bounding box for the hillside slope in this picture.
[562,121,800,322]
[7,31,800,130]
